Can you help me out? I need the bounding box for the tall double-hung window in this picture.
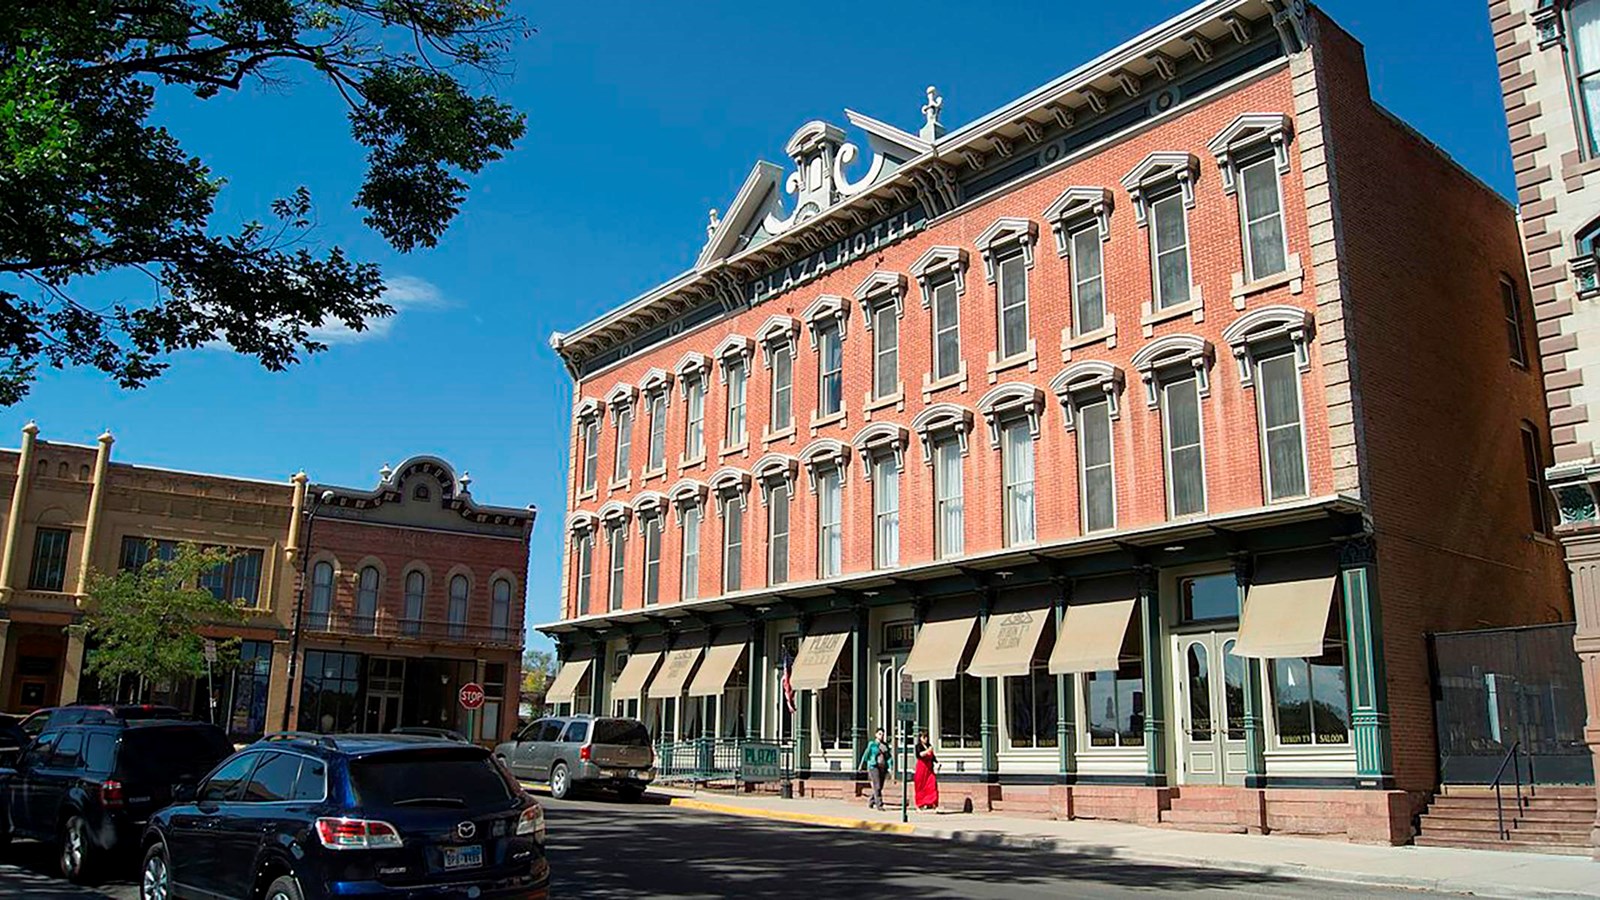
[1208,116,1295,284]
[818,323,844,417]
[645,390,668,473]
[768,481,791,584]
[1046,187,1114,340]
[613,403,634,482]
[980,385,1042,547]
[934,437,964,559]
[1122,153,1199,311]
[725,362,747,446]
[641,514,662,606]
[817,465,843,578]
[872,455,900,569]
[607,522,626,611]
[680,502,701,600]
[771,343,794,432]
[684,375,706,460]
[1570,0,1600,155]
[977,219,1039,369]
[1161,375,1206,518]
[1223,309,1312,504]
[912,247,969,387]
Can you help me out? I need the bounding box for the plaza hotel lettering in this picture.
[744,206,926,304]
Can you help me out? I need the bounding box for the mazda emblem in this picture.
[457,821,476,840]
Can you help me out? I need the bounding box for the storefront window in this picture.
[1006,625,1058,749]
[298,650,363,733]
[1181,573,1239,623]
[227,640,273,739]
[938,674,982,749]
[817,640,853,751]
[1269,599,1350,746]
[481,663,506,742]
[1085,622,1144,748]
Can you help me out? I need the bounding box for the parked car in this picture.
[139,732,549,899]
[495,715,654,801]
[388,726,469,743]
[19,704,189,738]
[0,714,28,766]
[0,718,234,881]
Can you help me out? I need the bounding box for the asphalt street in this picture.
[0,794,1425,899]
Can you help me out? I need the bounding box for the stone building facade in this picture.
[0,425,532,746]
[540,0,1568,842]
[1490,0,1600,852]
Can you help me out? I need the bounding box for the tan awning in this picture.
[967,606,1052,678]
[688,642,747,697]
[1049,599,1138,674]
[1232,576,1338,659]
[789,628,851,691]
[545,659,591,704]
[903,616,978,681]
[610,651,661,702]
[647,646,703,699]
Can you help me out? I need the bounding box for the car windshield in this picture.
[591,719,650,747]
[117,726,234,784]
[350,748,514,808]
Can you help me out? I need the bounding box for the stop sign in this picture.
[458,682,485,710]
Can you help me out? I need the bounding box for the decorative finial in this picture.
[21,421,38,436]
[98,429,114,445]
[460,471,472,491]
[921,86,945,141]
[379,462,393,481]
[706,208,720,240]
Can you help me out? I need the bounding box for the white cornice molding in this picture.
[1044,187,1115,256]
[1207,112,1294,194]
[1130,333,1215,407]
[1050,360,1126,430]
[910,403,975,463]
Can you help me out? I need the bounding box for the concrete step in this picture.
[1428,797,1596,813]
[1423,807,1596,826]
[1419,821,1589,843]
[1155,820,1248,834]
[1414,835,1594,856]
[1440,786,1595,799]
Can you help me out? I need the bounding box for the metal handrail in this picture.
[1489,741,1524,839]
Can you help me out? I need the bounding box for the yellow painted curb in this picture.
[665,796,917,835]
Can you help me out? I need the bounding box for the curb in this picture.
[663,796,916,835]
[636,790,1596,900]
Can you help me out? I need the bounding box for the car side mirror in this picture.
[172,783,197,803]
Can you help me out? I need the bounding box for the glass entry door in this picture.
[1172,632,1247,785]
[364,657,406,734]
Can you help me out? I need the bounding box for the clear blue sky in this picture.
[7,1,1513,652]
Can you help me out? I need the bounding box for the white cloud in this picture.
[308,274,449,345]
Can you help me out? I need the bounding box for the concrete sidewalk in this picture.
[638,784,1600,899]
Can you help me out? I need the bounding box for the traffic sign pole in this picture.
[459,681,486,744]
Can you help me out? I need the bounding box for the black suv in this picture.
[139,732,549,900]
[0,719,234,881]
[19,704,190,738]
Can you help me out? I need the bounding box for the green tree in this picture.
[0,1,528,403]
[521,648,555,704]
[82,542,249,699]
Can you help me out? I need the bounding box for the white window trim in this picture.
[854,271,907,411]
[977,218,1041,378]
[800,439,852,494]
[1050,361,1125,432]
[1253,350,1312,504]
[1130,334,1215,409]
[910,403,976,464]
[1121,152,1205,334]
[976,382,1046,449]
[912,246,972,398]
[1221,305,1315,387]
[1046,186,1119,354]
[851,423,910,481]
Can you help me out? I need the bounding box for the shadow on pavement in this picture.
[0,840,133,899]
[543,798,1316,899]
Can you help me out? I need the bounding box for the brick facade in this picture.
[542,1,1569,844]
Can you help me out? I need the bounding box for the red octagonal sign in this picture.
[458,682,486,711]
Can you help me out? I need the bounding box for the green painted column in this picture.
[588,640,608,718]
[979,588,998,778]
[795,616,811,774]
[746,624,765,740]
[1340,536,1393,784]
[1136,567,1167,781]
[1054,578,1075,779]
[852,604,870,766]
[1234,558,1267,788]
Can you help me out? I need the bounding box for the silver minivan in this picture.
[495,715,655,800]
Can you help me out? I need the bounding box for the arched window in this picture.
[403,570,425,636]
[310,561,334,630]
[491,578,512,642]
[78,465,90,481]
[355,566,379,635]
[449,575,469,638]
[57,462,69,479]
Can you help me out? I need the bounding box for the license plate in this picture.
[443,845,483,870]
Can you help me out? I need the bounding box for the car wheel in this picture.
[59,814,94,883]
[550,761,572,800]
[264,874,304,900]
[141,843,172,900]
[617,784,645,802]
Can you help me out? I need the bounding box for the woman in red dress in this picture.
[913,730,939,810]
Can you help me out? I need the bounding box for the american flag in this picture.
[781,647,797,714]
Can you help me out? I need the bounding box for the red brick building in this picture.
[540,0,1568,842]
[296,457,535,745]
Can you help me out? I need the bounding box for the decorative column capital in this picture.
[1338,535,1377,568]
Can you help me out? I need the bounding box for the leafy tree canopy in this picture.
[0,1,528,403]
[521,647,554,699]
[82,541,250,694]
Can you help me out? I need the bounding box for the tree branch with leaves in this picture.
[81,542,253,699]
[0,1,529,403]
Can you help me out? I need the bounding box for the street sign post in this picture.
[460,681,485,745]
[898,670,916,824]
[203,640,217,725]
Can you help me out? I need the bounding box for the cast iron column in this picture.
[1340,535,1393,785]
[1136,565,1166,781]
